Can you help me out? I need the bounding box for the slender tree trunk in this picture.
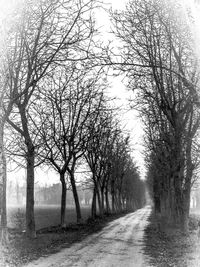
[60,173,67,227]
[69,170,82,223]
[111,192,115,213]
[118,190,122,212]
[101,187,105,213]
[111,179,115,213]
[0,124,8,243]
[19,107,36,238]
[122,197,126,210]
[154,196,161,214]
[115,193,120,212]
[26,147,36,238]
[91,187,97,219]
[105,188,110,214]
[96,186,103,217]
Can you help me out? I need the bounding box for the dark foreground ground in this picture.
[144,212,200,267]
[1,207,200,267]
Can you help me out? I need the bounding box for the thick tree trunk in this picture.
[181,139,193,232]
[26,148,36,238]
[182,189,190,232]
[115,194,120,212]
[69,170,82,223]
[161,164,190,232]
[60,173,67,227]
[171,135,189,231]
[170,161,188,231]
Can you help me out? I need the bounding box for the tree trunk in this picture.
[19,107,36,238]
[26,148,36,238]
[91,187,97,219]
[181,139,193,232]
[126,196,131,211]
[111,192,115,213]
[0,125,8,243]
[105,189,110,214]
[111,179,116,213]
[182,190,190,232]
[154,196,161,214]
[60,173,67,227]
[115,194,119,211]
[69,170,82,223]
[96,186,103,217]
[118,191,122,212]
[101,187,105,213]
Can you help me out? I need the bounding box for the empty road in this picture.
[25,206,152,267]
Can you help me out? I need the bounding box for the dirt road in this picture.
[25,206,152,267]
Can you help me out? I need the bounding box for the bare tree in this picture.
[85,108,117,217]
[35,64,106,225]
[111,0,200,231]
[0,34,15,242]
[5,0,100,237]
[0,76,10,243]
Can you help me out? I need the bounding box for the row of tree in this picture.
[85,122,146,219]
[111,0,200,231]
[0,0,146,240]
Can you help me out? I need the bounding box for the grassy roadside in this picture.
[1,212,128,267]
[7,205,91,230]
[144,212,200,267]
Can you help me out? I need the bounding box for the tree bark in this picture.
[118,191,122,212]
[105,188,110,214]
[111,192,115,213]
[18,107,36,238]
[181,139,193,232]
[96,186,103,217]
[0,125,8,243]
[101,187,105,213]
[111,179,115,213]
[26,148,36,238]
[60,173,67,227]
[91,187,97,219]
[69,170,82,223]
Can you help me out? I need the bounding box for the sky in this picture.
[1,0,200,186]
[99,0,146,178]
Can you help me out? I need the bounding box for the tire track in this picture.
[24,206,152,267]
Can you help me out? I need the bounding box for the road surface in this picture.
[25,206,152,267]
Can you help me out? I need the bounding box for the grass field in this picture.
[7,205,91,230]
